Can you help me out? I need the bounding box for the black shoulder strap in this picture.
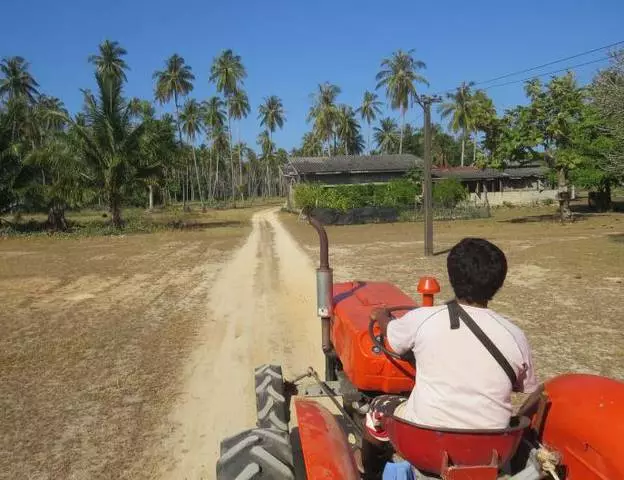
[447,300,518,387]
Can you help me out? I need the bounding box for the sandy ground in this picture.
[0,207,322,480]
[154,209,323,479]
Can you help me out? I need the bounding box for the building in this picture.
[432,165,558,206]
[284,155,557,208]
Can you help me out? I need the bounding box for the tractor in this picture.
[216,216,624,479]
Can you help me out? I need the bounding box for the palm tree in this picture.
[210,50,246,199]
[257,130,275,196]
[153,54,195,207]
[376,49,428,154]
[374,117,400,154]
[68,73,147,227]
[336,105,363,155]
[470,89,496,164]
[180,98,205,207]
[258,95,286,188]
[356,91,383,153]
[300,131,323,156]
[228,89,250,195]
[0,56,40,103]
[202,96,227,199]
[438,81,475,166]
[88,40,129,83]
[308,82,341,156]
[258,95,286,142]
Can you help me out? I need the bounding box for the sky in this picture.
[1,0,623,151]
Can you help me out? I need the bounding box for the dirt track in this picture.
[155,209,324,479]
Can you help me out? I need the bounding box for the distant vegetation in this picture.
[1,43,623,229]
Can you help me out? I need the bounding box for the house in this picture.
[284,155,558,208]
[432,165,558,206]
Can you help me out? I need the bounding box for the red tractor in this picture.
[216,217,624,480]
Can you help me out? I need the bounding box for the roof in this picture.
[284,154,422,176]
[432,166,548,180]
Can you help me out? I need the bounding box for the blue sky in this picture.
[1,0,623,151]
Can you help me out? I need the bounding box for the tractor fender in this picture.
[542,373,624,479]
[294,398,359,480]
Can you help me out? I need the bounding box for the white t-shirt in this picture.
[387,304,538,430]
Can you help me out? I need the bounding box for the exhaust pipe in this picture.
[307,214,333,355]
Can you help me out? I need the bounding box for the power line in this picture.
[473,40,623,86]
[482,56,610,90]
[432,40,622,96]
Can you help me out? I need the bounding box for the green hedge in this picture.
[293,178,469,212]
[293,180,422,211]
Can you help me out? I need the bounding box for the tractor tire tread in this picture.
[216,428,295,480]
[254,364,289,432]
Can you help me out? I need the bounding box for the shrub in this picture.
[432,178,468,208]
[293,180,421,212]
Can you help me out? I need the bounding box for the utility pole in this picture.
[419,95,442,257]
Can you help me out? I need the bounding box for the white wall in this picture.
[470,189,558,206]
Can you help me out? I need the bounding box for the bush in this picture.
[293,180,421,212]
[432,178,468,208]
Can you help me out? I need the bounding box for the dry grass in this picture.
[0,207,262,480]
[281,203,624,382]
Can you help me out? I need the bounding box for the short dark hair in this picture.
[447,238,507,304]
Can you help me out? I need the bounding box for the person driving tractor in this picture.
[359,237,539,479]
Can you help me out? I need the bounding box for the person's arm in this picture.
[514,332,539,394]
[371,307,429,356]
[371,308,393,338]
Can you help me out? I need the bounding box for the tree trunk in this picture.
[557,167,572,222]
[148,184,154,210]
[472,130,477,165]
[191,146,205,209]
[399,107,405,155]
[174,93,187,210]
[227,113,235,200]
[368,124,372,155]
[460,135,465,167]
[47,203,68,231]
[110,195,123,228]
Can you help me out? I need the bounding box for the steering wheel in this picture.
[368,305,416,360]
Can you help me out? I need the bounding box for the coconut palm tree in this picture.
[376,49,428,154]
[374,117,400,154]
[258,95,286,142]
[0,56,40,103]
[88,40,129,83]
[257,130,275,196]
[470,89,496,163]
[67,73,147,227]
[210,49,247,199]
[153,54,195,207]
[336,105,364,155]
[356,91,383,153]
[438,81,475,166]
[308,82,341,156]
[180,98,205,207]
[202,96,227,198]
[228,89,250,195]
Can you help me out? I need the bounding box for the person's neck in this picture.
[457,298,488,309]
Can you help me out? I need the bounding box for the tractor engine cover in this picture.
[332,281,417,393]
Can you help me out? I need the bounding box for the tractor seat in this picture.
[383,415,530,476]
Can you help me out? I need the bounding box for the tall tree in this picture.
[0,56,40,103]
[228,89,250,195]
[202,96,227,199]
[308,82,341,156]
[258,95,285,193]
[210,50,247,199]
[376,49,428,154]
[439,81,475,166]
[88,40,129,83]
[356,91,383,154]
[153,54,195,208]
[374,117,400,154]
[180,98,205,207]
[336,104,364,155]
[257,130,275,196]
[67,73,147,227]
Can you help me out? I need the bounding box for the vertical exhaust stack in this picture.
[307,214,333,355]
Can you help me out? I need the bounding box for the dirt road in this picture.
[156,208,324,479]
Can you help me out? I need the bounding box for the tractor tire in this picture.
[217,428,295,479]
[254,364,289,432]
